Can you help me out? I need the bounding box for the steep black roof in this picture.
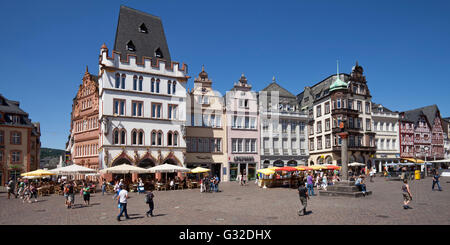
[113,6,171,63]
[402,104,440,126]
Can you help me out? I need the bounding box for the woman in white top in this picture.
[322,174,328,191]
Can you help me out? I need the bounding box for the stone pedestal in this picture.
[319,180,372,198]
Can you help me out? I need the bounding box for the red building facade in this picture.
[399,105,444,161]
[68,68,100,170]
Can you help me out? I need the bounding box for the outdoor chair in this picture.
[187,181,193,189]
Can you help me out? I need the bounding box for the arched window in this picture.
[151,131,156,146]
[156,79,160,93]
[157,131,162,146]
[115,73,120,88]
[167,81,172,94]
[173,132,178,146]
[120,129,126,145]
[151,78,155,93]
[121,74,126,89]
[138,130,144,145]
[133,76,137,90]
[132,130,137,145]
[172,81,176,94]
[138,76,143,91]
[167,131,173,146]
[113,129,119,144]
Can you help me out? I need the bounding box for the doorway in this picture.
[211,163,221,180]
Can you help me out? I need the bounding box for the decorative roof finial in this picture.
[272,76,276,82]
[85,65,89,74]
[202,64,205,72]
[336,60,339,78]
[101,43,107,49]
[356,60,359,67]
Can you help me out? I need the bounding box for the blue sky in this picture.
[1,0,449,149]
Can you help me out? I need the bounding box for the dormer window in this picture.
[155,48,163,58]
[126,41,136,51]
[139,23,148,33]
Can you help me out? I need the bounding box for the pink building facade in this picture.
[225,74,260,181]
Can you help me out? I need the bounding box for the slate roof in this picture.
[297,73,350,108]
[260,82,297,99]
[402,104,441,126]
[0,94,28,116]
[372,102,396,113]
[113,6,171,63]
[0,94,37,128]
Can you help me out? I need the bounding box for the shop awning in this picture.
[401,158,425,163]
[257,168,275,175]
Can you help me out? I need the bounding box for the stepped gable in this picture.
[113,5,171,63]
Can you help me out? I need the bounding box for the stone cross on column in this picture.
[338,132,349,181]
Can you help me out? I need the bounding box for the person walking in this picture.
[297,181,309,216]
[30,182,38,203]
[67,181,75,209]
[369,168,375,182]
[145,189,155,217]
[321,174,328,191]
[214,175,220,192]
[113,181,120,200]
[17,179,25,199]
[101,180,107,196]
[402,179,412,209]
[22,184,31,203]
[6,178,17,199]
[117,185,130,221]
[82,184,90,206]
[306,172,315,196]
[432,170,442,191]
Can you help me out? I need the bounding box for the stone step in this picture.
[327,185,360,192]
[333,181,356,186]
[319,190,372,198]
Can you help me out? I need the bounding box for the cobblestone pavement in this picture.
[1,177,449,225]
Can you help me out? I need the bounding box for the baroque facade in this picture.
[98,6,189,181]
[185,67,227,180]
[225,74,259,181]
[0,94,41,185]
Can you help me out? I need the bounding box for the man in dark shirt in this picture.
[145,189,155,217]
[298,181,309,216]
[432,170,442,191]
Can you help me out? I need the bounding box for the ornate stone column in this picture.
[338,132,349,180]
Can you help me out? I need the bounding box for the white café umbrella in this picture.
[146,163,190,183]
[99,164,148,174]
[146,163,191,173]
[348,162,366,167]
[51,164,98,175]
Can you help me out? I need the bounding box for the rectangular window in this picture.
[216,115,221,128]
[152,103,162,118]
[365,102,370,114]
[309,138,314,151]
[245,139,250,152]
[325,135,331,148]
[232,139,237,153]
[168,105,178,120]
[316,105,321,117]
[357,101,362,112]
[238,139,243,152]
[251,139,256,152]
[325,119,330,131]
[0,130,4,144]
[245,117,250,129]
[366,119,371,131]
[11,132,21,145]
[11,151,21,163]
[0,150,4,162]
[317,121,322,133]
[325,102,330,114]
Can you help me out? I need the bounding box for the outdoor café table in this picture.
[191,181,198,188]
